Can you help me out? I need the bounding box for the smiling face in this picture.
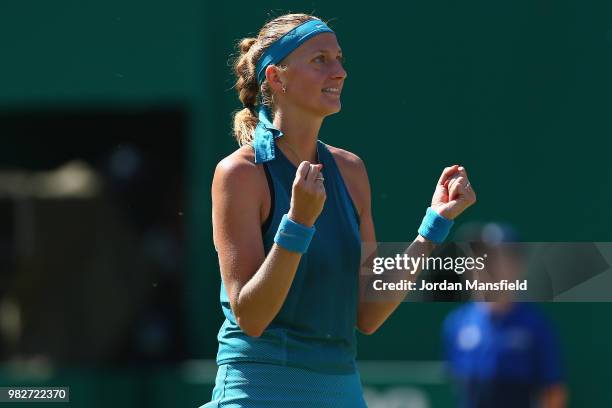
[268,32,347,118]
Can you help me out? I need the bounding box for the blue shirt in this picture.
[215,139,362,374]
[443,302,564,408]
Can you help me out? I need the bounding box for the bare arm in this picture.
[354,161,476,335]
[212,156,324,337]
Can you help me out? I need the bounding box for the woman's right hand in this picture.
[287,161,326,227]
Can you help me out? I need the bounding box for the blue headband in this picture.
[252,19,334,163]
[256,19,334,85]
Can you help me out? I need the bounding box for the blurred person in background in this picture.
[203,12,476,408]
[442,223,567,408]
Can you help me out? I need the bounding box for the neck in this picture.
[273,106,323,164]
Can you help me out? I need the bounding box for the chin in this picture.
[320,101,342,117]
[303,100,342,118]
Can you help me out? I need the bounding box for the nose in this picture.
[333,60,347,80]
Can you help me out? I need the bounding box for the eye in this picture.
[314,55,326,63]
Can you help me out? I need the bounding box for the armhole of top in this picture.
[322,142,361,226]
[261,162,274,235]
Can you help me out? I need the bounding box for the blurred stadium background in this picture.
[1,1,611,406]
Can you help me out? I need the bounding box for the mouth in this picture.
[322,87,341,96]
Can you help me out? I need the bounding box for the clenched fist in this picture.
[287,161,326,227]
[430,164,477,220]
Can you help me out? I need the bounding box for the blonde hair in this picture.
[231,13,322,146]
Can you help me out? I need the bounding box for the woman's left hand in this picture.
[430,164,477,220]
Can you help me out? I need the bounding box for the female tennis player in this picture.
[202,13,476,407]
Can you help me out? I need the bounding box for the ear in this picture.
[264,65,286,93]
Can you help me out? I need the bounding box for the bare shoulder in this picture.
[213,144,266,195]
[212,144,271,229]
[325,143,365,171]
[324,143,370,215]
[215,144,260,181]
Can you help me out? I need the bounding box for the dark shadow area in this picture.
[0,108,188,366]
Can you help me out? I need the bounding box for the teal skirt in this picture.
[199,362,368,408]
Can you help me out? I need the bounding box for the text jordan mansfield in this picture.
[372,279,528,291]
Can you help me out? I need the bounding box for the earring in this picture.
[282,84,286,93]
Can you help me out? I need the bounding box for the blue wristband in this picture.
[274,213,316,254]
[418,207,454,243]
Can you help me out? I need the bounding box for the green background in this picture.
[1,0,611,406]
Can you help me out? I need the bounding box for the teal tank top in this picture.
[215,139,362,374]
